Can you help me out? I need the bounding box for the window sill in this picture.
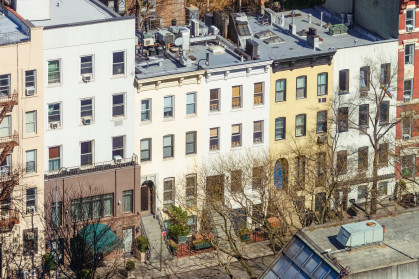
[23,94,38,98]
[162,118,175,122]
[275,137,285,141]
[253,142,264,146]
[185,114,197,119]
[185,153,197,157]
[338,91,349,95]
[317,94,328,97]
[140,120,152,125]
[47,83,62,88]
[296,97,307,100]
[231,108,243,112]
[209,111,221,115]
[24,172,39,178]
[22,133,38,140]
[163,157,174,161]
[253,103,264,108]
[209,149,220,153]
[111,116,126,121]
[231,146,242,150]
[47,126,63,131]
[79,79,95,84]
[140,159,152,164]
[110,74,127,79]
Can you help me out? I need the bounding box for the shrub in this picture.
[238,227,252,237]
[136,236,148,252]
[80,269,90,279]
[43,253,57,272]
[125,260,135,272]
[166,205,190,241]
[168,239,178,249]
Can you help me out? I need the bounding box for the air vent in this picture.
[336,220,383,247]
[208,45,225,54]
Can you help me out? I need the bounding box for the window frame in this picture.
[316,111,327,134]
[360,66,370,91]
[359,104,369,128]
[141,99,151,121]
[210,89,220,112]
[48,103,61,126]
[295,114,306,137]
[404,79,413,99]
[48,60,61,85]
[380,63,391,85]
[232,85,242,109]
[253,120,263,143]
[378,143,389,168]
[25,111,37,134]
[296,76,307,99]
[0,115,11,137]
[80,55,94,77]
[112,136,125,159]
[275,117,286,140]
[338,107,349,132]
[163,178,175,205]
[294,156,306,190]
[317,73,328,96]
[163,134,174,158]
[0,74,11,96]
[210,128,219,151]
[123,190,133,214]
[80,98,93,121]
[185,174,197,208]
[112,93,125,118]
[402,116,412,137]
[80,140,93,166]
[337,150,348,175]
[163,96,174,118]
[140,138,152,161]
[25,70,36,95]
[254,82,264,105]
[26,188,37,210]
[25,150,37,174]
[406,9,415,31]
[358,146,368,171]
[379,101,389,125]
[186,92,197,115]
[357,185,367,200]
[275,79,286,102]
[339,69,349,93]
[112,51,125,76]
[49,146,61,171]
[231,124,242,147]
[185,131,197,155]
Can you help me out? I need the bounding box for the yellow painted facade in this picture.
[269,60,334,208]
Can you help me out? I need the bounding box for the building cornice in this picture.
[272,52,335,73]
[135,70,205,92]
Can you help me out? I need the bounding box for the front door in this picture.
[140,185,150,214]
[122,228,133,256]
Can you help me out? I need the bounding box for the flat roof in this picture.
[0,11,30,45]
[300,209,419,274]
[31,0,115,27]
[135,6,396,80]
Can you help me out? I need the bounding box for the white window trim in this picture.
[112,50,126,76]
[47,59,62,86]
[112,93,126,119]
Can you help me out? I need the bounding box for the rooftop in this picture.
[0,8,30,45]
[301,209,419,274]
[135,6,396,80]
[31,0,116,27]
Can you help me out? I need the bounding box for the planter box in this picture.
[241,234,250,242]
[178,235,187,244]
[193,242,211,250]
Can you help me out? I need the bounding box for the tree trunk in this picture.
[370,146,379,214]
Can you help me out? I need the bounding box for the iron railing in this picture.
[0,92,18,105]
[156,208,172,256]
[0,207,19,231]
[0,131,19,146]
[140,217,151,262]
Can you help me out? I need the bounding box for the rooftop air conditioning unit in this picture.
[25,86,35,96]
[404,96,411,102]
[113,155,122,164]
[82,117,92,125]
[406,25,414,32]
[82,74,92,83]
[191,19,200,37]
[50,122,59,129]
[403,134,411,140]
[143,37,155,47]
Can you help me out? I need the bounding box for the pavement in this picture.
[126,240,274,279]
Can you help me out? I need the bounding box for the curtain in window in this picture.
[123,191,133,213]
[0,116,10,137]
[103,196,112,217]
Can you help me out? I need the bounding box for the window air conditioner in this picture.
[82,74,92,83]
[50,122,59,129]
[404,96,411,102]
[25,86,35,96]
[113,155,122,164]
[406,25,414,32]
[26,207,35,214]
[25,231,35,240]
[82,117,92,125]
[403,134,411,141]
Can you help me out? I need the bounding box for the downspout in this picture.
[115,168,117,216]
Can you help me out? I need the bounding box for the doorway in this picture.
[140,180,154,214]
[122,228,133,256]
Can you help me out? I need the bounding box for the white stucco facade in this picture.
[41,18,136,171]
[332,41,399,203]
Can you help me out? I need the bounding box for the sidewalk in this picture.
[130,240,274,278]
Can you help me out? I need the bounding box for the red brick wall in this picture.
[156,0,186,27]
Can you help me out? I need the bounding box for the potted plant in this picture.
[166,205,190,244]
[135,236,148,262]
[125,260,135,278]
[239,227,252,242]
[168,239,178,253]
[192,239,211,250]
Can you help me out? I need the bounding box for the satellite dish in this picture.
[174,37,184,46]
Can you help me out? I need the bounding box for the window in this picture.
[337,150,347,175]
[123,190,133,213]
[210,128,219,150]
[51,202,62,227]
[275,79,286,102]
[0,154,11,175]
[186,174,197,208]
[186,131,196,154]
[338,107,348,132]
[112,94,125,117]
[403,116,412,137]
[401,155,415,177]
[296,76,307,99]
[295,114,306,137]
[112,136,124,158]
[230,170,242,193]
[360,66,370,91]
[49,146,61,171]
[315,192,326,212]
[252,167,264,190]
[380,63,391,85]
[140,138,151,161]
[317,73,328,96]
[357,185,367,200]
[26,188,37,210]
[275,117,286,140]
[141,99,151,121]
[163,135,174,158]
[253,121,263,143]
[379,101,389,124]
[0,116,11,137]
[406,9,415,31]
[358,147,368,171]
[359,104,369,128]
[23,228,38,255]
[378,143,389,167]
[0,74,10,96]
[80,99,93,120]
[316,111,327,134]
[378,181,388,196]
[186,93,196,115]
[232,86,242,108]
[339,69,349,92]
[294,156,306,190]
[48,60,60,84]
[210,89,220,111]
[48,103,61,127]
[254,82,264,105]
[164,96,174,118]
[231,124,241,147]
[113,51,125,75]
[163,178,174,206]
[71,193,114,222]
[25,70,36,95]
[316,152,326,187]
[81,141,93,166]
[25,111,37,134]
[26,150,36,173]
[404,80,413,99]
[80,55,93,76]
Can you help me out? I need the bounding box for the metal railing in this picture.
[140,217,151,262]
[0,92,18,105]
[44,154,139,180]
[0,131,19,146]
[0,31,30,46]
[156,208,172,255]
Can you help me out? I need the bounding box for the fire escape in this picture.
[0,92,19,232]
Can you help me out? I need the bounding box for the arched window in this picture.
[274,159,288,190]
